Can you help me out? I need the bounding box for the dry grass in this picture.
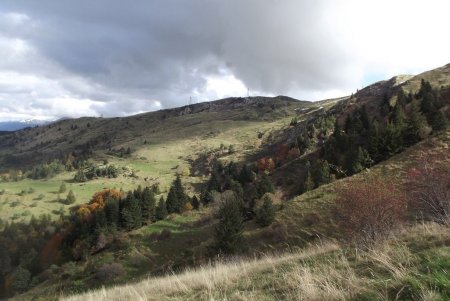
[62,243,339,301]
[62,222,450,301]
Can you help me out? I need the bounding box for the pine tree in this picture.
[141,187,156,221]
[121,192,142,230]
[214,193,243,254]
[13,266,31,293]
[257,173,275,198]
[405,103,428,145]
[133,185,143,200]
[316,160,331,186]
[430,110,449,131]
[65,190,76,204]
[155,196,168,220]
[255,196,276,227]
[59,182,67,193]
[174,175,187,203]
[165,185,179,214]
[94,209,107,232]
[303,170,315,192]
[104,197,120,230]
[191,195,200,210]
[238,164,253,184]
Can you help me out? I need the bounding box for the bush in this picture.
[95,263,125,282]
[408,160,450,226]
[334,176,407,247]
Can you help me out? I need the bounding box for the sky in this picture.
[0,0,449,122]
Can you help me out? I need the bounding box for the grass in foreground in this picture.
[60,223,450,301]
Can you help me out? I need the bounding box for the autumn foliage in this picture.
[257,157,275,173]
[335,176,407,246]
[75,188,123,217]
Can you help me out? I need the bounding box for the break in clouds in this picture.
[0,0,449,121]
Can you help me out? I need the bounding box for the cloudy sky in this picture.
[0,0,449,121]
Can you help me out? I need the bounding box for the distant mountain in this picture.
[0,119,51,131]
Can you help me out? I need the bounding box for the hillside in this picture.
[14,131,450,301]
[1,63,449,300]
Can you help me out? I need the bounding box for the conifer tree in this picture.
[165,185,179,213]
[303,170,315,192]
[405,103,428,145]
[65,190,76,204]
[155,196,168,220]
[255,195,276,227]
[12,266,31,293]
[59,182,67,193]
[257,173,275,198]
[238,164,253,184]
[121,192,142,230]
[316,160,331,186]
[191,195,200,210]
[104,197,120,230]
[430,110,449,131]
[141,187,156,221]
[94,209,107,232]
[214,193,243,254]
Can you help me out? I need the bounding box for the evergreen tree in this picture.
[405,103,428,145]
[200,189,214,205]
[65,190,76,204]
[257,173,275,198]
[59,182,67,193]
[316,160,331,186]
[141,187,156,221]
[165,185,179,213]
[360,105,371,131]
[430,110,449,131]
[421,92,436,114]
[214,193,243,254]
[238,164,253,184]
[255,196,276,227]
[133,185,143,200]
[13,266,31,293]
[367,121,381,162]
[302,170,315,192]
[345,147,370,175]
[155,197,168,220]
[104,197,120,230]
[191,195,200,210]
[94,209,107,233]
[121,192,142,230]
[297,133,311,154]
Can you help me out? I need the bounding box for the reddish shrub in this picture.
[334,176,407,246]
[407,160,450,226]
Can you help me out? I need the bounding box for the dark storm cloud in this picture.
[1,0,448,120]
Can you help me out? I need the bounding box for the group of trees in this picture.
[321,81,448,181]
[26,160,66,180]
[73,164,119,182]
[0,214,57,296]
[198,161,277,254]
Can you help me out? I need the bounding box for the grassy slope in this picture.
[60,223,450,301]
[14,131,450,301]
[0,99,313,223]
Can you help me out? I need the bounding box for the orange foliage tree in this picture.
[257,157,275,173]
